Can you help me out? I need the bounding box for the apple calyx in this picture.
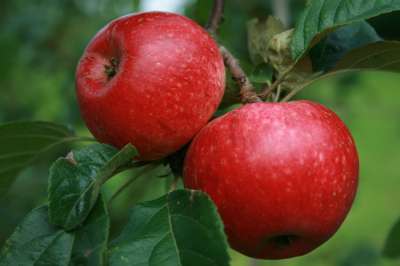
[266,234,299,249]
[104,57,119,80]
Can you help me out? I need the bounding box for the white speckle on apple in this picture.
[318,153,325,162]
[284,168,293,175]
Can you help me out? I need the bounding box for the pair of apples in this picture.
[76,12,359,259]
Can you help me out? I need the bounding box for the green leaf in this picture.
[70,195,110,266]
[281,41,400,101]
[383,218,400,259]
[247,16,285,65]
[333,41,400,72]
[48,143,138,230]
[266,29,314,92]
[0,196,110,266]
[132,0,141,11]
[310,21,381,72]
[0,121,87,195]
[0,206,74,266]
[108,189,230,266]
[291,0,400,60]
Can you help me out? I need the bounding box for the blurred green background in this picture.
[0,1,399,265]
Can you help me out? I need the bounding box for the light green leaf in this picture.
[247,16,285,65]
[291,0,400,60]
[108,189,230,266]
[0,206,74,266]
[267,30,314,92]
[48,143,138,230]
[0,121,89,195]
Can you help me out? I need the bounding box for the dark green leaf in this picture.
[0,121,86,195]
[281,41,400,101]
[48,143,138,230]
[0,206,74,266]
[70,195,110,266]
[108,189,230,266]
[334,41,400,72]
[383,218,400,259]
[310,21,381,72]
[291,0,400,60]
[0,195,110,266]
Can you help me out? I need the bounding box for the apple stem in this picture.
[206,0,225,35]
[220,46,262,103]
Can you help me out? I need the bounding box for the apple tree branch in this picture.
[207,0,261,103]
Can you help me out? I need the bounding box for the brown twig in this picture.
[220,46,262,103]
[206,0,260,103]
[206,0,225,35]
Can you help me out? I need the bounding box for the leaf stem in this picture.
[274,86,282,102]
[280,70,329,102]
[169,176,180,192]
[108,164,154,205]
[259,64,294,100]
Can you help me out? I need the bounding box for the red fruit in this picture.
[76,12,225,160]
[184,101,359,259]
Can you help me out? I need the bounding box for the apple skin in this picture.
[76,12,225,160]
[184,101,359,259]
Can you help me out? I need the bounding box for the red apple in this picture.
[76,12,225,160]
[184,101,359,259]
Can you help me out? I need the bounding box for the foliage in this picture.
[291,0,400,60]
[0,196,109,266]
[108,190,230,266]
[383,218,400,259]
[0,121,92,196]
[48,144,137,230]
